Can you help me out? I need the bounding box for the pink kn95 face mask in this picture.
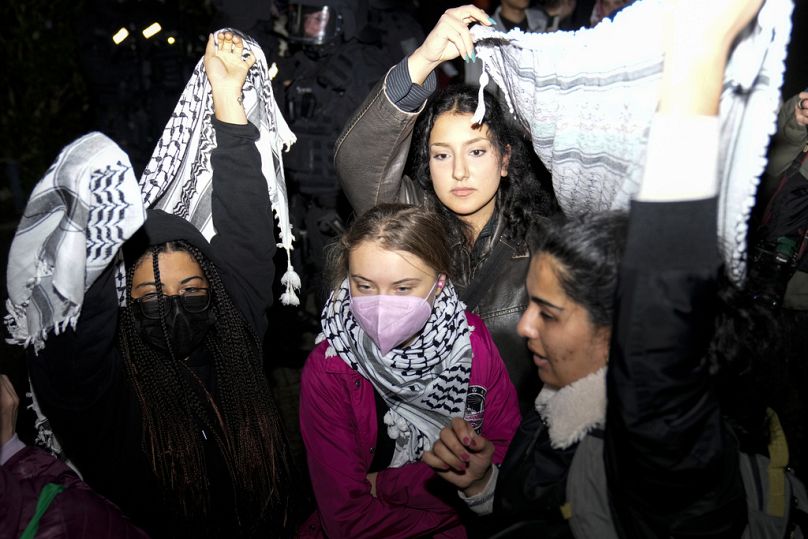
[350,278,440,356]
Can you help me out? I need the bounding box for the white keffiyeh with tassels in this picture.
[470,0,793,284]
[138,28,300,305]
[5,133,146,353]
[6,28,301,356]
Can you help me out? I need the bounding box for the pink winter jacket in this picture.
[299,312,521,539]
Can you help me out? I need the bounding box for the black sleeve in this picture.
[24,262,145,496]
[605,199,746,538]
[494,411,576,532]
[26,263,121,412]
[208,118,276,338]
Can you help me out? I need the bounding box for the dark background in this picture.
[0,0,807,472]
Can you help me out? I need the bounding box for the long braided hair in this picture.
[117,240,293,531]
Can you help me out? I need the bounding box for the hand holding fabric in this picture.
[408,5,493,84]
[204,31,255,124]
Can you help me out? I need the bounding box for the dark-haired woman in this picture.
[299,204,520,538]
[336,6,554,413]
[25,33,296,537]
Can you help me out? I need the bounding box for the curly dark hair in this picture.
[118,241,295,534]
[709,275,783,452]
[410,84,556,251]
[528,211,629,328]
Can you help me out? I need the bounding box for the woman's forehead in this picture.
[132,250,205,284]
[430,112,493,144]
[348,241,435,282]
[527,255,568,304]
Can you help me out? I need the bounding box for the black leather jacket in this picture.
[335,75,539,413]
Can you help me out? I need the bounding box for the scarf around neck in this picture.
[470,0,793,284]
[318,279,473,466]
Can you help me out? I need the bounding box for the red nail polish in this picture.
[463,437,470,445]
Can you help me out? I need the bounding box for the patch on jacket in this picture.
[464,385,487,434]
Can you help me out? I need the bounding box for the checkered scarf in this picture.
[318,279,472,466]
[5,133,145,353]
[138,28,300,305]
[471,0,793,283]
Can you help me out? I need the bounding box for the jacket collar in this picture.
[534,367,607,449]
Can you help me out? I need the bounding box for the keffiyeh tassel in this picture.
[280,260,302,306]
[138,27,301,306]
[472,69,490,125]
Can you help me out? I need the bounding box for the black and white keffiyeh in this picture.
[470,0,793,283]
[138,28,300,305]
[5,133,146,352]
[318,280,473,467]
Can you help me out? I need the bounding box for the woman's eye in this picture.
[431,152,449,161]
[356,283,372,291]
[540,311,555,322]
[141,293,159,303]
[182,287,207,296]
[395,287,412,294]
[470,148,486,157]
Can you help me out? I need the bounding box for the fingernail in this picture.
[463,54,470,63]
[461,452,471,462]
[469,438,477,448]
[488,17,497,25]
[471,50,477,63]
[462,437,470,445]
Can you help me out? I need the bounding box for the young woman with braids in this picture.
[298,204,520,538]
[25,32,297,537]
[336,7,555,414]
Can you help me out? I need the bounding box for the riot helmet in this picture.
[287,0,368,45]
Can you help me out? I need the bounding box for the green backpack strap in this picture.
[766,409,789,518]
[20,483,65,539]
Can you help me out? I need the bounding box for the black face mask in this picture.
[134,295,215,359]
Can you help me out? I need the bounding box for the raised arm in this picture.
[26,264,122,412]
[605,1,762,536]
[204,32,277,335]
[335,6,494,215]
[206,32,254,125]
[334,70,426,215]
